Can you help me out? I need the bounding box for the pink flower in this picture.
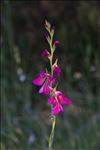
[53,65,61,77]
[48,91,71,115]
[32,72,55,95]
[41,49,49,57]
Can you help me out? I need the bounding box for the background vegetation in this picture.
[1,1,100,150]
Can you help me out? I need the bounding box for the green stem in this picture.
[49,33,54,76]
[50,56,53,76]
[49,116,56,150]
[47,23,56,150]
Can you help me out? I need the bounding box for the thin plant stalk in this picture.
[47,21,56,150]
[49,116,56,150]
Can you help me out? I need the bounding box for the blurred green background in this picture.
[1,1,100,150]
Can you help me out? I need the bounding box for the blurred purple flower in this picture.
[19,74,26,82]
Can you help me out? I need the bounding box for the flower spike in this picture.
[32,20,72,150]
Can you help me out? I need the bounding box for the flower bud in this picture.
[53,40,59,49]
[51,26,55,35]
[41,49,50,57]
[53,64,61,77]
[44,33,51,43]
[45,20,51,31]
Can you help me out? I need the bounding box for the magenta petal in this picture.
[48,86,53,91]
[50,77,55,84]
[59,94,71,105]
[53,106,60,115]
[48,97,55,104]
[64,97,71,105]
[39,81,50,95]
[33,77,45,86]
[43,82,51,95]
[40,72,45,78]
[53,104,64,115]
[39,85,44,94]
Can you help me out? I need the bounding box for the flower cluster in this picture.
[32,20,71,115]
